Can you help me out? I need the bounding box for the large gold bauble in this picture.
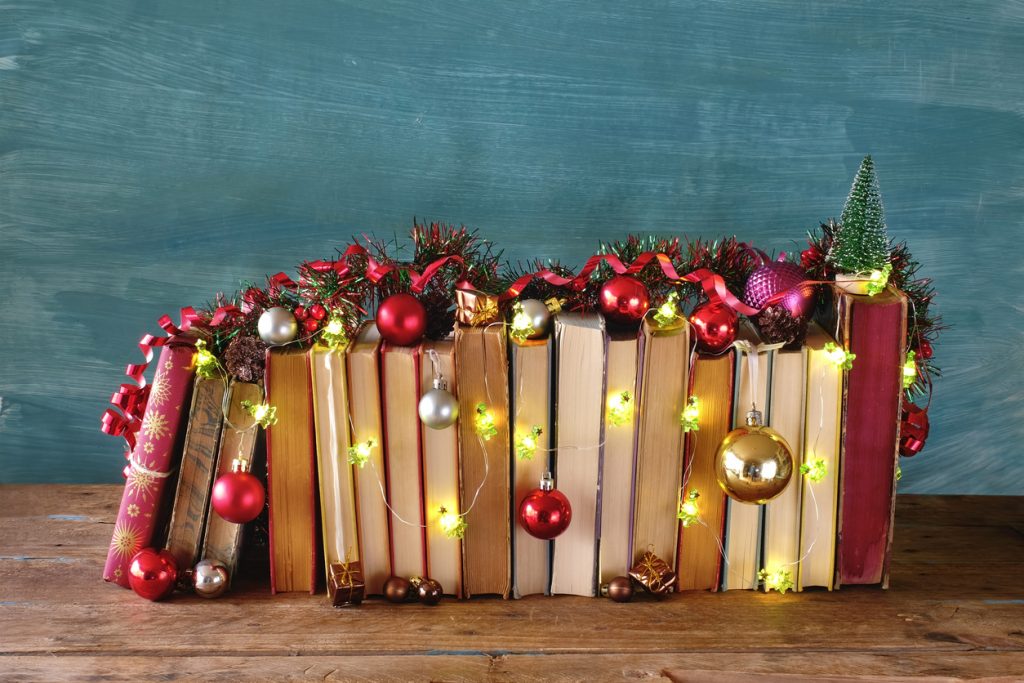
[714,421,795,504]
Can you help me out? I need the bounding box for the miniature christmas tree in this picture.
[828,155,890,274]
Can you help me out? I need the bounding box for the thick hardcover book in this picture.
[599,331,641,585]
[104,341,196,587]
[346,323,391,595]
[676,351,734,592]
[550,313,607,597]
[454,323,511,598]
[836,287,908,587]
[164,377,226,570]
[381,343,428,578]
[510,337,552,598]
[310,344,360,600]
[201,380,262,584]
[762,347,807,588]
[265,347,318,594]
[420,339,464,597]
[633,320,690,572]
[798,323,844,590]
[722,328,771,591]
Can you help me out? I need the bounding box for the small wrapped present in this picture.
[629,551,677,597]
[328,561,365,607]
[455,288,500,326]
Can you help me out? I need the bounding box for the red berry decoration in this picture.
[917,339,933,360]
[599,275,651,327]
[309,303,327,320]
[293,305,308,320]
[211,462,265,524]
[128,548,178,601]
[690,300,738,353]
[518,472,572,540]
[303,317,320,333]
[376,293,427,346]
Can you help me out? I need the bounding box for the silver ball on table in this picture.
[192,559,230,598]
[258,307,298,346]
[418,379,460,430]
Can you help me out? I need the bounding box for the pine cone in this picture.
[755,304,808,347]
[224,334,267,383]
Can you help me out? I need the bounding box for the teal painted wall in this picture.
[1,1,1021,493]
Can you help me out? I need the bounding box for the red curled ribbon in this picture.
[900,402,930,457]
[100,304,242,452]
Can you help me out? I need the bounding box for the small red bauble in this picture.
[128,548,178,601]
[309,303,327,320]
[303,317,320,333]
[599,276,650,327]
[293,305,308,320]
[377,293,427,346]
[212,469,265,524]
[518,473,572,540]
[690,300,738,353]
[917,339,933,360]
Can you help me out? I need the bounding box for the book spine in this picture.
[837,290,907,587]
[164,377,226,570]
[103,342,196,587]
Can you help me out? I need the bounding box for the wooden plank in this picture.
[0,486,1021,680]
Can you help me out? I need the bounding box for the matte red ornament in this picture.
[518,472,572,540]
[377,293,427,346]
[212,468,265,524]
[128,548,178,601]
[690,300,738,353]
[309,303,327,320]
[599,275,650,327]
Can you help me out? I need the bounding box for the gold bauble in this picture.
[714,413,794,504]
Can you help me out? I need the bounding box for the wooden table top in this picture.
[0,486,1021,682]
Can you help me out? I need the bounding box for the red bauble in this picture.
[212,470,266,524]
[599,276,650,327]
[377,293,427,346]
[309,303,327,320]
[128,548,178,601]
[743,260,816,319]
[303,317,320,333]
[293,305,308,320]
[518,477,572,540]
[690,300,738,353]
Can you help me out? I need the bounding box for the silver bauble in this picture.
[192,559,229,598]
[519,299,552,339]
[258,307,298,346]
[418,379,460,430]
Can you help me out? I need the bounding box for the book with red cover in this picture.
[265,347,319,594]
[104,341,196,587]
[836,287,908,587]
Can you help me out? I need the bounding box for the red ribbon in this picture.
[900,402,930,457]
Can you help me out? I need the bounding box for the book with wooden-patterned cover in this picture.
[310,344,360,600]
[265,347,319,594]
[454,324,510,598]
[633,320,690,573]
[421,338,464,597]
[676,351,734,592]
[201,380,262,585]
[598,330,640,585]
[381,343,428,579]
[550,313,606,597]
[836,287,908,587]
[103,341,196,587]
[510,335,552,598]
[346,323,391,596]
[164,376,225,570]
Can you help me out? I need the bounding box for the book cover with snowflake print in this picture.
[103,342,196,587]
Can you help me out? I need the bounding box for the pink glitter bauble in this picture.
[743,260,815,318]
